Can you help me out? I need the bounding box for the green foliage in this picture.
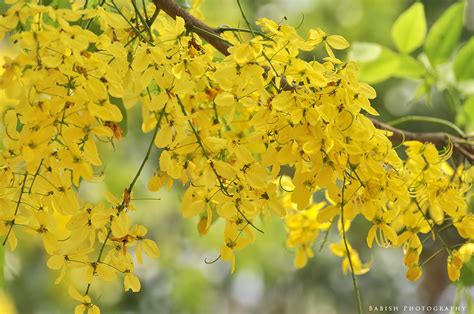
[350,44,400,84]
[348,42,381,62]
[391,2,426,54]
[350,0,474,136]
[394,55,425,79]
[456,96,474,132]
[351,1,470,84]
[454,38,474,82]
[424,2,465,66]
[459,258,474,286]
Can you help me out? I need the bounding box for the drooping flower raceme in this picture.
[0,1,472,312]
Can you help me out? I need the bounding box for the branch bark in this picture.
[371,118,474,163]
[153,0,231,56]
[153,0,474,164]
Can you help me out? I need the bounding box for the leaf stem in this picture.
[3,173,28,247]
[340,176,363,314]
[131,0,153,40]
[28,159,44,194]
[387,115,466,138]
[142,0,149,21]
[176,95,263,234]
[85,106,167,295]
[217,26,268,38]
[421,243,463,266]
[109,0,152,45]
[236,0,255,36]
[414,200,450,253]
[126,106,167,196]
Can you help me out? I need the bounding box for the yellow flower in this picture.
[366,209,398,248]
[330,240,370,275]
[406,264,422,281]
[403,249,420,267]
[220,219,256,273]
[397,208,430,249]
[447,250,463,282]
[68,286,100,314]
[130,225,161,264]
[0,1,472,311]
[124,271,141,292]
[285,202,328,268]
[294,246,313,268]
[229,36,264,64]
[47,247,91,284]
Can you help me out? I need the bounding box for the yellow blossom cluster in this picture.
[0,0,472,312]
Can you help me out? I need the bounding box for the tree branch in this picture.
[370,118,474,164]
[152,0,231,56]
[153,0,474,164]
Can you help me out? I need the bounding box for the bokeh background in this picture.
[2,0,474,313]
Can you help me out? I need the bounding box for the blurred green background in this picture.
[3,0,474,313]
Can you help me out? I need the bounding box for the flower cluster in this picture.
[0,0,472,312]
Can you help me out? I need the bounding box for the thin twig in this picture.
[387,115,465,138]
[175,96,263,234]
[131,0,154,40]
[414,200,450,254]
[217,26,269,38]
[3,173,28,246]
[371,118,474,163]
[85,106,167,296]
[126,106,167,197]
[340,176,363,314]
[236,0,255,36]
[147,6,161,26]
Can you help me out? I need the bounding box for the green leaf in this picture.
[460,258,474,287]
[456,96,474,131]
[357,46,400,84]
[109,96,128,137]
[348,42,382,63]
[425,2,465,66]
[454,38,474,82]
[394,55,425,79]
[391,2,427,54]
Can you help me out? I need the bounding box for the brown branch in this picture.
[153,0,231,56]
[371,118,474,163]
[153,0,474,164]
